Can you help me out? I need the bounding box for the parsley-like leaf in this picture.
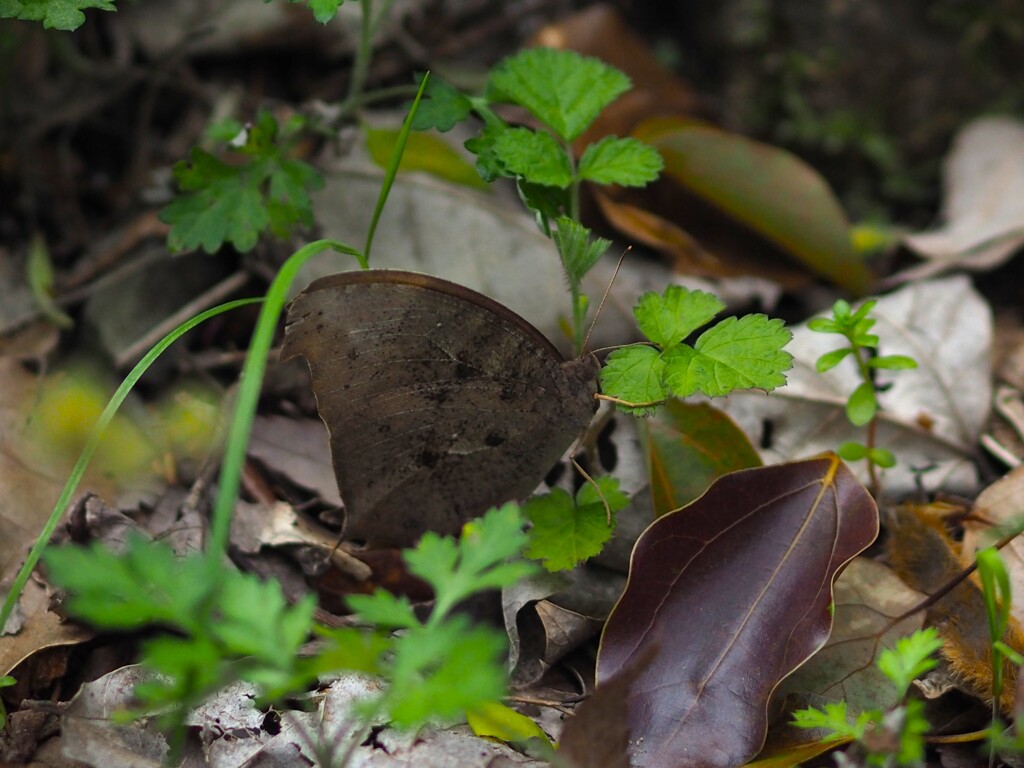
[577,136,664,186]
[384,618,508,726]
[524,477,628,571]
[487,48,630,142]
[404,503,536,622]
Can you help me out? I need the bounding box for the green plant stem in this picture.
[342,0,398,119]
[0,298,261,635]
[207,240,359,558]
[851,341,881,495]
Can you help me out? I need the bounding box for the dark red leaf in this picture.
[596,454,878,768]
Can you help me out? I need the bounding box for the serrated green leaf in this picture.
[275,0,341,23]
[492,127,572,188]
[816,346,854,372]
[410,76,474,132]
[663,315,792,397]
[599,345,668,415]
[633,285,724,348]
[488,48,630,142]
[3,0,115,30]
[524,480,625,571]
[578,136,663,186]
[465,121,511,182]
[554,217,609,282]
[846,381,877,426]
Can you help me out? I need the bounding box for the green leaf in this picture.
[554,218,610,283]
[638,119,873,294]
[792,701,859,740]
[2,0,116,30]
[468,700,554,753]
[404,504,535,622]
[488,48,631,142]
[524,478,627,572]
[346,590,420,630]
[807,317,841,334]
[663,315,793,397]
[876,628,943,696]
[867,447,896,468]
[159,112,323,253]
[837,441,869,461]
[410,76,474,132]
[492,127,572,188]
[465,121,512,182]
[578,136,663,187]
[384,618,508,726]
[599,346,668,415]
[846,382,877,426]
[867,354,918,370]
[365,126,487,190]
[815,346,854,373]
[633,286,724,349]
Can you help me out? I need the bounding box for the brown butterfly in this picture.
[282,270,598,546]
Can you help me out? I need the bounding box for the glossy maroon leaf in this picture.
[596,454,878,768]
[643,400,762,518]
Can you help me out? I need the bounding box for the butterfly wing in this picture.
[282,270,597,546]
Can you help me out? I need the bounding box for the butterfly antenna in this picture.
[571,455,612,525]
[582,246,630,354]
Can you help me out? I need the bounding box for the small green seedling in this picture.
[414,47,663,353]
[976,547,1024,762]
[599,284,793,415]
[794,627,943,767]
[809,298,917,489]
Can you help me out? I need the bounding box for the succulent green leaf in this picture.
[846,382,878,426]
[633,286,724,349]
[599,346,668,415]
[487,48,630,142]
[867,447,896,468]
[837,441,869,461]
[815,346,855,372]
[867,354,918,370]
[577,136,664,187]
